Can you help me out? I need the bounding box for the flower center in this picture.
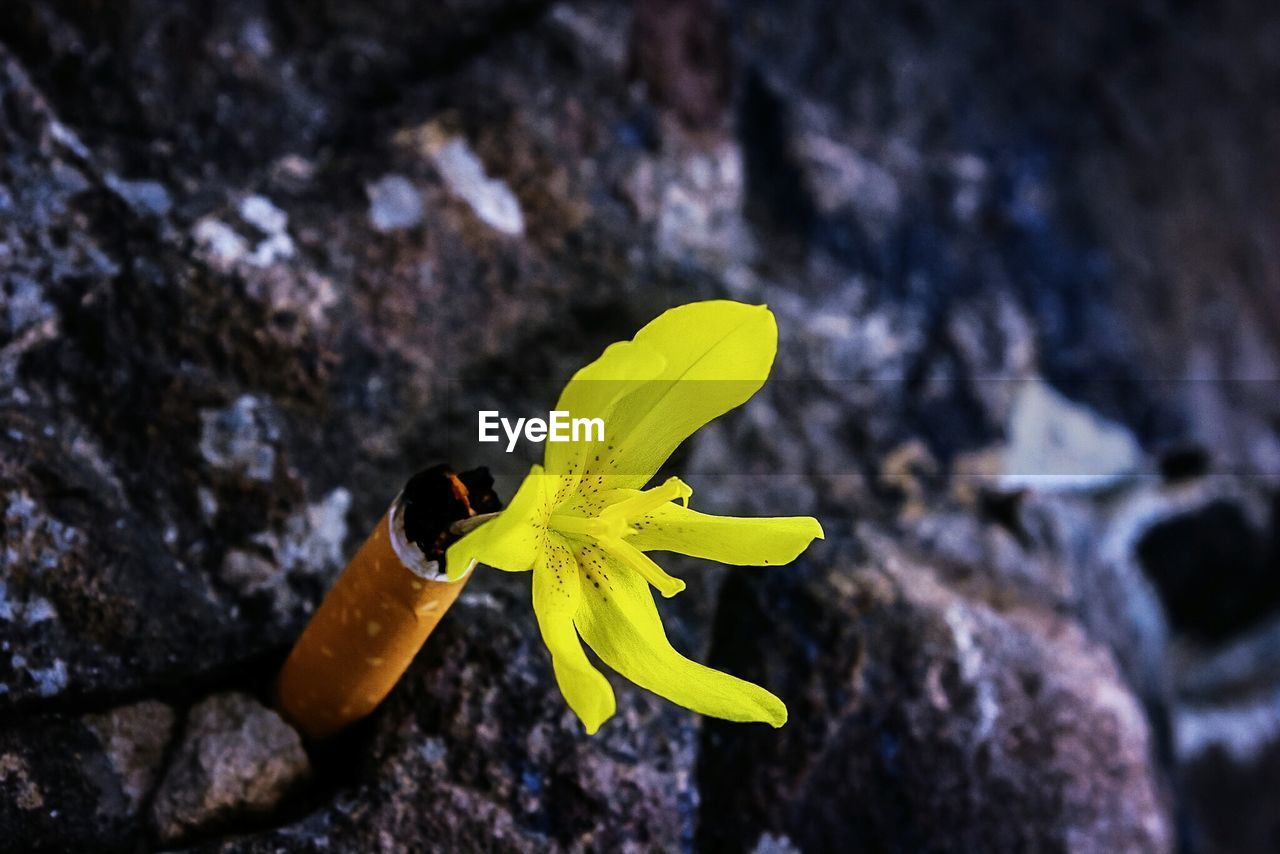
[547,476,691,541]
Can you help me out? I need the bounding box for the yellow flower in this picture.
[445,301,824,733]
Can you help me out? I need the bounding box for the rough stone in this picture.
[151,693,310,844]
[83,700,178,815]
[697,539,1173,852]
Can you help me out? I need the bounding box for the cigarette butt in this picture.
[276,466,498,739]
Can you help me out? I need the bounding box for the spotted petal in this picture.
[570,301,778,493]
[544,339,665,505]
[532,534,615,733]
[572,541,787,726]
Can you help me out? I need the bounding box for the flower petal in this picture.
[543,339,665,504]
[533,534,616,733]
[572,301,778,493]
[625,501,824,566]
[573,542,787,726]
[444,466,553,579]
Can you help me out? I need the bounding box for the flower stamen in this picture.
[599,476,692,531]
[596,535,686,598]
[548,512,628,541]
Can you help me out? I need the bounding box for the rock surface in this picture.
[1,0,1279,851]
[215,572,699,852]
[698,537,1172,852]
[0,713,147,851]
[84,700,178,815]
[151,693,310,844]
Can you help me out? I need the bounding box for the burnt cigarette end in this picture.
[399,464,501,565]
[277,464,502,738]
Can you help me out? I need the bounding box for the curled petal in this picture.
[572,301,778,492]
[573,543,786,727]
[444,466,552,579]
[533,535,616,733]
[544,339,665,504]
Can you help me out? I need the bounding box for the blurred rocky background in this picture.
[2,0,1279,850]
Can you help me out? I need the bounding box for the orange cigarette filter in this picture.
[276,466,499,739]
